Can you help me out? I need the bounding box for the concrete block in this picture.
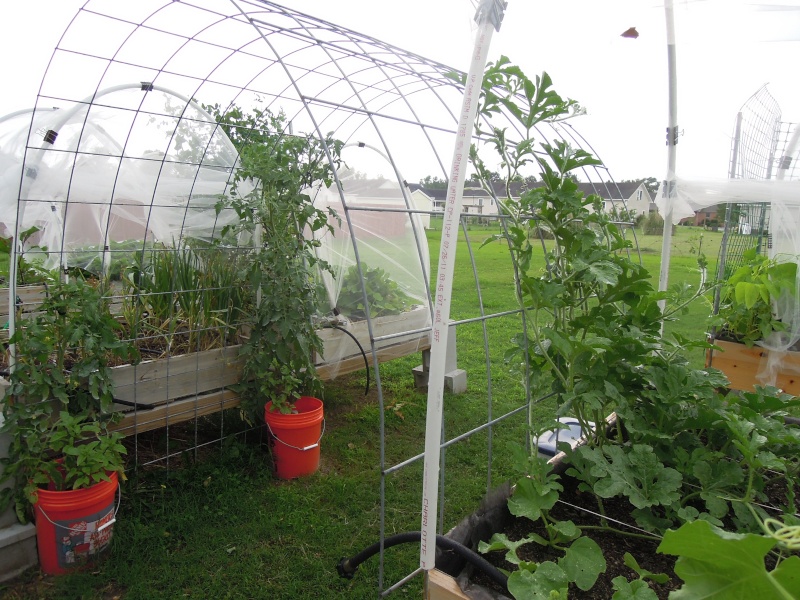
[0,387,41,579]
[412,365,428,389]
[444,369,467,394]
[0,522,37,582]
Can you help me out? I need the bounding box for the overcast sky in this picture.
[3,0,799,183]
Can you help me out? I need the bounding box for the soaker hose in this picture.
[336,531,509,593]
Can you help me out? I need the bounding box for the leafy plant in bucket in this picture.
[0,276,136,522]
[210,103,343,417]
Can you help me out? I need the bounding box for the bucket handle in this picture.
[37,480,122,533]
[265,419,326,452]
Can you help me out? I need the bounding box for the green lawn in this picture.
[1,223,723,599]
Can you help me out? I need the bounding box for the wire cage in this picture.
[0,0,640,593]
[705,83,800,395]
[715,85,779,278]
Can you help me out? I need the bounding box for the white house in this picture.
[409,180,656,221]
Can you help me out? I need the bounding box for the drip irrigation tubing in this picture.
[336,531,509,593]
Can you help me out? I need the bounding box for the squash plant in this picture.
[658,519,800,599]
[465,59,800,597]
[0,276,136,522]
[210,104,343,417]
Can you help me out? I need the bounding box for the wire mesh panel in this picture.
[716,203,771,279]
[717,86,791,278]
[728,84,781,181]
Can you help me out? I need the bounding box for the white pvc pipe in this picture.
[419,2,500,571]
[658,0,678,321]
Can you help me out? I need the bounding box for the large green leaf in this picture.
[594,445,682,510]
[658,520,800,599]
[508,477,560,522]
[507,561,569,600]
[559,536,606,591]
[611,577,659,600]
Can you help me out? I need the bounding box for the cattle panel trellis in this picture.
[0,1,634,594]
[717,85,800,279]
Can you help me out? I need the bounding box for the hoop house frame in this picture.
[0,1,639,594]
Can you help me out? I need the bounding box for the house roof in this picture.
[408,180,650,202]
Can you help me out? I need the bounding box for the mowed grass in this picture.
[1,223,721,599]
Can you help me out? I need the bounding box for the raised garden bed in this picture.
[108,317,430,436]
[707,339,800,395]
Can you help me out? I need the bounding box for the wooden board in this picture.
[425,570,469,600]
[315,337,430,380]
[0,285,50,340]
[708,339,800,395]
[111,389,241,437]
[0,285,49,316]
[112,346,243,406]
[109,335,431,436]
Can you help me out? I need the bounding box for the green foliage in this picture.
[67,239,148,281]
[471,62,706,450]
[712,247,799,347]
[5,277,136,414]
[121,242,247,351]
[336,263,416,320]
[607,204,638,223]
[209,103,343,417]
[28,411,125,495]
[0,225,49,284]
[570,445,682,511]
[641,212,665,236]
[0,277,135,522]
[658,519,800,600]
[469,56,800,597]
[419,175,448,189]
[480,445,607,599]
[484,532,606,600]
[611,552,668,599]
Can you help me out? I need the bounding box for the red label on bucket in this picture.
[54,503,115,568]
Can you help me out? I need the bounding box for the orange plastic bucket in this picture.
[264,396,324,479]
[33,471,119,575]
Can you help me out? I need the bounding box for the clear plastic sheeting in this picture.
[311,163,431,379]
[0,87,243,272]
[658,174,800,385]
[655,177,800,225]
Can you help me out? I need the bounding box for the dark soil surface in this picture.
[469,470,800,599]
[471,476,681,599]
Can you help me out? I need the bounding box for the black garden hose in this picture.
[330,323,370,396]
[336,531,509,593]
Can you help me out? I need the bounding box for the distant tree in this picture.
[641,177,659,196]
[608,204,637,223]
[614,177,659,197]
[642,211,665,235]
[419,175,447,189]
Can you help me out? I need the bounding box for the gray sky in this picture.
[3,0,799,183]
